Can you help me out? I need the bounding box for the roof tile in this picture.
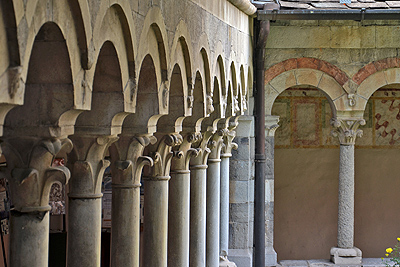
[386,1,400,7]
[347,2,389,7]
[310,2,349,8]
[280,1,312,8]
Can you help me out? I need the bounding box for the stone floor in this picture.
[277,258,386,267]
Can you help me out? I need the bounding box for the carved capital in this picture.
[0,137,72,212]
[208,129,227,159]
[221,130,238,156]
[190,130,213,166]
[171,133,202,170]
[330,118,366,145]
[68,135,118,196]
[146,134,183,178]
[111,135,155,186]
[265,115,280,137]
[206,94,214,116]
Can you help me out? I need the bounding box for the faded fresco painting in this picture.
[272,87,400,148]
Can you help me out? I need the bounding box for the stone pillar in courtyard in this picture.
[330,118,365,265]
[265,115,279,266]
[1,138,71,267]
[189,131,213,267]
[168,133,201,267]
[207,129,226,267]
[67,135,118,267]
[219,129,238,267]
[142,133,182,267]
[109,135,155,267]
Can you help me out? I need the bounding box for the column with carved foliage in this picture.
[219,129,238,267]
[109,135,155,267]
[143,134,183,267]
[0,138,71,267]
[207,129,226,267]
[330,118,365,265]
[67,135,118,267]
[168,133,201,266]
[189,131,213,267]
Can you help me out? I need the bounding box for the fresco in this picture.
[272,87,400,148]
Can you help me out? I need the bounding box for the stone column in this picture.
[110,135,154,267]
[143,134,182,267]
[265,115,279,266]
[220,130,238,267]
[330,118,365,265]
[168,133,201,267]
[207,129,226,267]
[0,138,71,267]
[67,135,118,267]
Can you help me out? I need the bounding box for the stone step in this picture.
[278,258,386,267]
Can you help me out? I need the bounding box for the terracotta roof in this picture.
[253,0,400,10]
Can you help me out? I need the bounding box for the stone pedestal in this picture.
[330,247,362,265]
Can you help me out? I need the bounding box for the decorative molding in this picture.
[0,138,72,212]
[331,118,366,145]
[348,94,356,107]
[265,115,280,137]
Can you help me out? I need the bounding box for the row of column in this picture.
[2,126,240,267]
[265,115,365,266]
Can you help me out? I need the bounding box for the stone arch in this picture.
[137,7,169,115]
[21,0,88,111]
[356,67,400,104]
[213,55,226,119]
[4,22,76,138]
[91,4,136,113]
[169,20,194,118]
[265,57,350,87]
[75,41,128,136]
[0,0,24,135]
[122,54,161,135]
[157,63,187,133]
[265,69,348,117]
[239,65,247,114]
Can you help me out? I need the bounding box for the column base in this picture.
[266,246,278,266]
[229,249,252,267]
[219,256,237,267]
[330,247,362,265]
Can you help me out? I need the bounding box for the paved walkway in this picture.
[278,258,386,267]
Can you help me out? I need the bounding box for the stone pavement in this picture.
[277,258,386,267]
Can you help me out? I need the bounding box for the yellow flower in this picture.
[386,248,393,254]
[397,237,400,242]
[386,254,389,257]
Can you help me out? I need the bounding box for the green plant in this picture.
[383,238,400,267]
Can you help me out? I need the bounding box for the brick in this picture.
[334,70,349,86]
[297,57,319,70]
[265,62,285,83]
[352,63,378,85]
[283,58,298,71]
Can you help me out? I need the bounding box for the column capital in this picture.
[208,128,228,160]
[0,137,72,212]
[265,115,280,137]
[68,135,118,197]
[171,132,202,171]
[221,130,238,157]
[330,118,366,145]
[111,134,156,186]
[145,133,183,178]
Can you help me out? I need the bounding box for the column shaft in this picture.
[207,159,221,267]
[220,155,230,257]
[10,210,49,266]
[111,185,141,267]
[67,197,102,267]
[168,170,190,266]
[143,177,169,267]
[189,165,207,267]
[338,144,355,248]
